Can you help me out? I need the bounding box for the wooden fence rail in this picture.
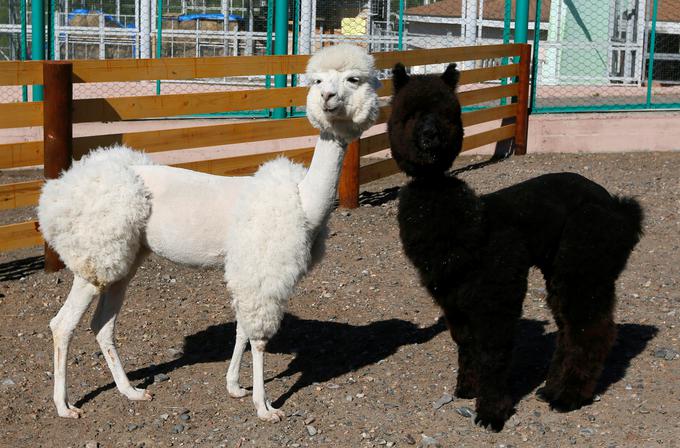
[0,43,531,263]
[0,44,523,87]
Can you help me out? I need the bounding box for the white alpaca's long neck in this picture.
[298,131,348,231]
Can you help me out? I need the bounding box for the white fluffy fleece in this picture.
[224,157,310,340]
[38,145,153,288]
[306,43,375,79]
[305,44,380,142]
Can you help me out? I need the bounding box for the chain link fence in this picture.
[1,0,679,111]
[532,0,680,111]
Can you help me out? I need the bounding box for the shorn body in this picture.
[389,63,643,431]
[38,44,379,422]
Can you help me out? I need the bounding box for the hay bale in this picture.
[69,13,100,27]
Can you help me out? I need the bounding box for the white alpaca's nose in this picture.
[322,91,336,102]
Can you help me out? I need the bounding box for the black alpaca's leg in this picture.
[471,312,521,432]
[470,236,529,431]
[443,309,478,399]
[536,289,567,403]
[545,284,617,412]
[541,202,635,412]
[455,344,479,399]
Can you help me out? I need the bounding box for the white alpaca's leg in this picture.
[250,339,285,422]
[226,321,249,398]
[50,275,99,418]
[90,274,152,401]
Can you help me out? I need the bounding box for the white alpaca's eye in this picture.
[314,79,322,85]
[347,77,360,84]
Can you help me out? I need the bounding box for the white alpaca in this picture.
[38,44,379,422]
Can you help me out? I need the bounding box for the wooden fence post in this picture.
[513,43,531,156]
[338,139,360,209]
[43,61,73,272]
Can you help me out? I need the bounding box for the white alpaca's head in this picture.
[306,44,380,142]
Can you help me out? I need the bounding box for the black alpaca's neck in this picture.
[401,174,484,234]
[397,175,485,298]
[407,174,479,206]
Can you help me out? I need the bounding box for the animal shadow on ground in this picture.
[0,255,45,282]
[357,154,511,208]
[510,320,657,406]
[75,314,446,408]
[267,314,445,407]
[359,187,401,207]
[75,313,655,412]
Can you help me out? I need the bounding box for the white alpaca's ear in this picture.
[392,63,409,93]
[441,63,460,89]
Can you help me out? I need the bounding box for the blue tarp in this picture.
[67,10,245,28]
[67,9,135,28]
[177,13,243,22]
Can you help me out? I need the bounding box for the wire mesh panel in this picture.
[298,0,517,106]
[156,0,269,60]
[0,0,25,102]
[397,0,520,108]
[649,0,680,106]
[1,1,679,111]
[532,0,680,111]
[153,0,271,96]
[0,0,20,61]
[296,0,400,53]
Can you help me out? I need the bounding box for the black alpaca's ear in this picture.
[392,63,409,93]
[441,63,460,89]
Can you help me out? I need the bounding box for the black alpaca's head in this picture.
[388,63,463,178]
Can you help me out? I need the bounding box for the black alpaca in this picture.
[388,63,644,431]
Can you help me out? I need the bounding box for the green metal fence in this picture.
[1,0,679,114]
[529,0,680,112]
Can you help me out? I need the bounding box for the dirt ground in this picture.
[1,152,678,448]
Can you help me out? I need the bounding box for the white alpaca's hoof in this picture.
[257,407,285,423]
[228,384,249,398]
[57,403,83,419]
[124,387,153,401]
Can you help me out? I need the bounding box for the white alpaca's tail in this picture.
[38,145,154,287]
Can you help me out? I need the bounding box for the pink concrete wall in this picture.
[1,112,678,169]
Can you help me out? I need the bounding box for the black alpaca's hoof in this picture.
[474,414,505,432]
[537,387,590,413]
[548,395,588,413]
[474,398,513,432]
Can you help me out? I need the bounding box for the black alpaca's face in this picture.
[388,63,464,178]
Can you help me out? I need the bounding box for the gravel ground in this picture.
[1,151,679,448]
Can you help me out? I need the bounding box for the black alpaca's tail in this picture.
[614,195,644,247]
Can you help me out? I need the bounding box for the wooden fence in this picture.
[0,43,530,268]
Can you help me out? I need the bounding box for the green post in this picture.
[646,0,659,107]
[503,0,511,43]
[265,0,274,88]
[272,0,288,119]
[398,0,405,50]
[514,0,530,44]
[530,0,543,110]
[20,0,28,102]
[156,0,163,95]
[32,0,46,100]
[291,0,300,87]
[514,0,530,111]
[500,0,512,105]
[292,0,300,59]
[48,0,55,60]
[289,0,300,115]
